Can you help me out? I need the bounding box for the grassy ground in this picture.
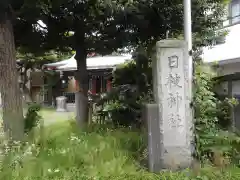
[38,108,74,125]
[1,120,240,180]
[0,107,75,126]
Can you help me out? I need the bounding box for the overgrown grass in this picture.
[1,121,240,180]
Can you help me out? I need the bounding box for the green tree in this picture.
[121,0,227,54]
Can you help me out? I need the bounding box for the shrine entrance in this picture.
[59,69,113,104]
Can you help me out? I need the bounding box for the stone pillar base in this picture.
[56,96,67,112]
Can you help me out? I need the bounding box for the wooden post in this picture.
[92,77,96,94]
[75,78,80,92]
[107,79,112,92]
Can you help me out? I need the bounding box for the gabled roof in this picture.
[43,55,75,68]
[44,54,132,71]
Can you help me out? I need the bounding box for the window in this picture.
[230,0,240,24]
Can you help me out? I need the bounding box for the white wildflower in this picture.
[70,135,81,142]
[54,169,60,173]
[59,149,66,154]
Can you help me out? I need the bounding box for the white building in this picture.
[43,54,132,105]
[202,0,240,128]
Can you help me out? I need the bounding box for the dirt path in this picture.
[40,111,75,126]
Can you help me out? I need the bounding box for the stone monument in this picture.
[56,96,67,112]
[146,39,193,172]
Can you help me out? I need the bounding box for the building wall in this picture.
[215,81,228,95]
[65,77,77,93]
[31,86,44,103]
[215,61,240,96]
[202,24,240,63]
[30,71,44,86]
[28,70,112,104]
[204,0,240,130]
[30,71,45,103]
[233,80,240,95]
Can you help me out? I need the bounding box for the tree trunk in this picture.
[21,68,32,103]
[0,17,24,141]
[75,49,89,127]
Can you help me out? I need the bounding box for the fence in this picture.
[62,92,75,103]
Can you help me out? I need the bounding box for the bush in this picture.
[24,103,42,133]
[193,63,240,163]
[96,55,153,127]
[193,63,219,160]
[97,84,152,127]
[216,97,238,129]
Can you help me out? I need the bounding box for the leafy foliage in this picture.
[16,49,73,71]
[32,0,228,53]
[24,103,42,133]
[1,0,227,54]
[96,54,153,127]
[216,97,239,129]
[193,63,240,164]
[193,63,219,160]
[117,0,227,53]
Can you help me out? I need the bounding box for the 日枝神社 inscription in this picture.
[159,44,188,147]
[165,55,183,129]
[166,55,184,129]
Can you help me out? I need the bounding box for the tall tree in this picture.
[0,2,24,140]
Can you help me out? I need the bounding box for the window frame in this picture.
[229,0,240,25]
